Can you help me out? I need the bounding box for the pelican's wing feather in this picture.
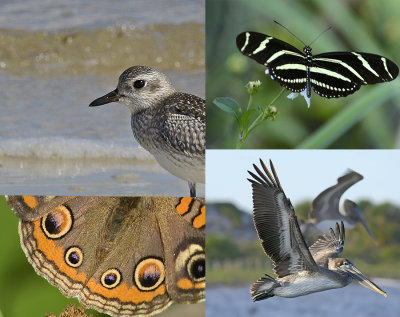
[248,159,318,278]
[309,221,345,266]
[310,171,363,221]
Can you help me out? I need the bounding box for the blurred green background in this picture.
[207,200,400,284]
[0,196,204,317]
[206,0,400,149]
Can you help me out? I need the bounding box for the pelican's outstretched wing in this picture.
[248,159,318,278]
[309,221,345,266]
[310,170,363,221]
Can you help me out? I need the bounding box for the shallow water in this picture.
[0,71,204,147]
[0,0,204,31]
[207,281,400,317]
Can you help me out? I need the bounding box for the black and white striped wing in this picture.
[237,32,308,93]
[236,31,399,99]
[311,52,399,98]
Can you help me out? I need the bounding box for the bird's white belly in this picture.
[132,126,205,184]
[153,150,204,184]
[275,274,343,298]
[317,219,355,233]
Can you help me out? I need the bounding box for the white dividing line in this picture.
[266,50,303,64]
[252,37,273,54]
[352,52,379,77]
[240,32,250,52]
[310,66,352,82]
[314,57,366,84]
[276,64,307,71]
[381,57,393,79]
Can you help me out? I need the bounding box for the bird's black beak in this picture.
[89,89,120,107]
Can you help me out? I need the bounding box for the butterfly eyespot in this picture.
[65,246,83,268]
[187,253,205,282]
[100,268,122,289]
[134,258,165,291]
[133,80,146,89]
[41,205,73,239]
[175,243,205,283]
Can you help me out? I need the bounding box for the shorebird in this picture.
[89,66,205,197]
[301,170,376,243]
[247,159,386,300]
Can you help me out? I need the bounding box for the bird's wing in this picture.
[161,93,205,156]
[248,159,318,278]
[309,221,345,266]
[310,170,363,221]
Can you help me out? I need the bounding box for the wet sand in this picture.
[0,22,204,77]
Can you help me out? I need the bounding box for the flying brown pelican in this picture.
[247,159,386,300]
[303,170,376,243]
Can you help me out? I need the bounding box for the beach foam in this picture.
[0,137,152,160]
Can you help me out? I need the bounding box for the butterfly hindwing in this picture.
[7,196,205,317]
[236,30,398,99]
[161,197,205,303]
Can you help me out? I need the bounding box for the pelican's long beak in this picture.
[89,89,121,107]
[346,200,377,244]
[343,262,387,297]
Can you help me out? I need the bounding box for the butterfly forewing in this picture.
[237,31,399,99]
[237,31,308,93]
[314,52,399,83]
[7,196,205,317]
[310,51,399,98]
[236,31,303,64]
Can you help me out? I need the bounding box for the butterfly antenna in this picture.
[308,26,332,46]
[273,20,306,46]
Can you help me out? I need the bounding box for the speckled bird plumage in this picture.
[89,66,205,197]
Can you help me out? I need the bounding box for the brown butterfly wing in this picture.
[7,196,205,317]
[158,197,205,303]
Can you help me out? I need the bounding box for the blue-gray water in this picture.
[207,280,400,317]
[0,0,204,31]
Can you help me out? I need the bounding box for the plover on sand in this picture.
[89,66,205,197]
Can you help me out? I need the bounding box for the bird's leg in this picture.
[189,181,196,197]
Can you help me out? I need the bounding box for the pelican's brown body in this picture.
[248,160,386,300]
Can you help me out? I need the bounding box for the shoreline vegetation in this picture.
[207,201,400,284]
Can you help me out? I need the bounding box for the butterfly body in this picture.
[237,31,398,99]
[7,196,205,317]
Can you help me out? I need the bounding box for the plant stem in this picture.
[238,88,286,147]
[246,88,285,134]
[247,94,253,111]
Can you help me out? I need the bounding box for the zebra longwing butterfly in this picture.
[236,31,398,101]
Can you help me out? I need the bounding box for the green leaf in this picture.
[239,109,257,134]
[213,97,242,121]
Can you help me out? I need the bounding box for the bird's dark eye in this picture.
[133,80,146,89]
